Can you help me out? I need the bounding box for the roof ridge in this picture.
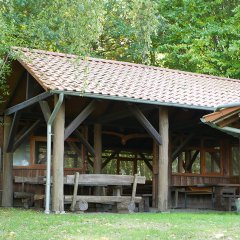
[12,46,240,83]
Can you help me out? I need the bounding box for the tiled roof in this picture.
[13,47,240,110]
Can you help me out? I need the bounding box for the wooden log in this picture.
[70,172,80,212]
[158,107,169,212]
[65,174,146,186]
[93,124,102,174]
[64,195,142,203]
[2,116,13,207]
[52,95,65,213]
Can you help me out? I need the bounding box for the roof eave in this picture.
[50,90,215,111]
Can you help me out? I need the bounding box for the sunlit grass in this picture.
[0,208,240,240]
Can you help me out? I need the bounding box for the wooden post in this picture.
[2,116,13,207]
[93,124,102,195]
[152,141,158,208]
[178,153,184,173]
[52,96,65,213]
[158,107,169,212]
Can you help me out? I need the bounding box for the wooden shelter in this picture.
[1,47,240,213]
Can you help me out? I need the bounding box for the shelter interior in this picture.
[1,61,240,211]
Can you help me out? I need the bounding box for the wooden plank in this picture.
[70,172,80,211]
[64,195,142,203]
[171,133,194,161]
[2,116,13,207]
[152,141,158,208]
[158,107,169,211]
[13,119,41,152]
[52,96,65,213]
[74,129,95,157]
[14,176,45,184]
[6,111,21,152]
[39,101,51,123]
[65,174,146,186]
[127,104,162,145]
[64,100,96,139]
[14,192,34,199]
[131,174,138,201]
[5,92,53,115]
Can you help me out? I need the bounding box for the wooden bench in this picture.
[14,176,45,208]
[184,186,214,209]
[64,173,146,212]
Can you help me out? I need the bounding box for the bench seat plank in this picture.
[64,195,142,204]
[65,174,146,186]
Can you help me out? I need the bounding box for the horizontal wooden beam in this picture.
[171,133,194,161]
[5,92,53,115]
[127,104,162,145]
[65,174,146,185]
[13,119,41,152]
[6,111,21,152]
[64,195,142,204]
[64,100,96,139]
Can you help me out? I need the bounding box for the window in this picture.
[32,137,82,168]
[172,138,222,175]
[13,140,30,166]
[231,146,240,176]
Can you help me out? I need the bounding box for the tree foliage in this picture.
[0,0,240,98]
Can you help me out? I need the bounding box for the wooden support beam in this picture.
[139,153,153,172]
[95,105,154,123]
[126,104,162,145]
[67,141,93,167]
[186,150,200,172]
[6,111,21,152]
[64,100,96,139]
[5,92,53,115]
[39,101,51,123]
[13,120,41,152]
[158,107,169,212]
[93,124,102,174]
[177,152,184,173]
[52,96,65,213]
[2,116,13,207]
[171,133,194,161]
[93,124,102,195]
[26,73,35,100]
[152,141,158,208]
[101,151,118,169]
[74,129,95,157]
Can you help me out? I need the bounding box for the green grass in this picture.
[0,209,240,240]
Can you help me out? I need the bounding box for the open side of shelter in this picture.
[0,48,240,213]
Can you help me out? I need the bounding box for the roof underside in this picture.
[12,47,240,110]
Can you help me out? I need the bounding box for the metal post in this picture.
[44,93,64,214]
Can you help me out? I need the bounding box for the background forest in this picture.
[0,0,240,97]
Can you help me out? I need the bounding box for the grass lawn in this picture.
[0,208,240,240]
